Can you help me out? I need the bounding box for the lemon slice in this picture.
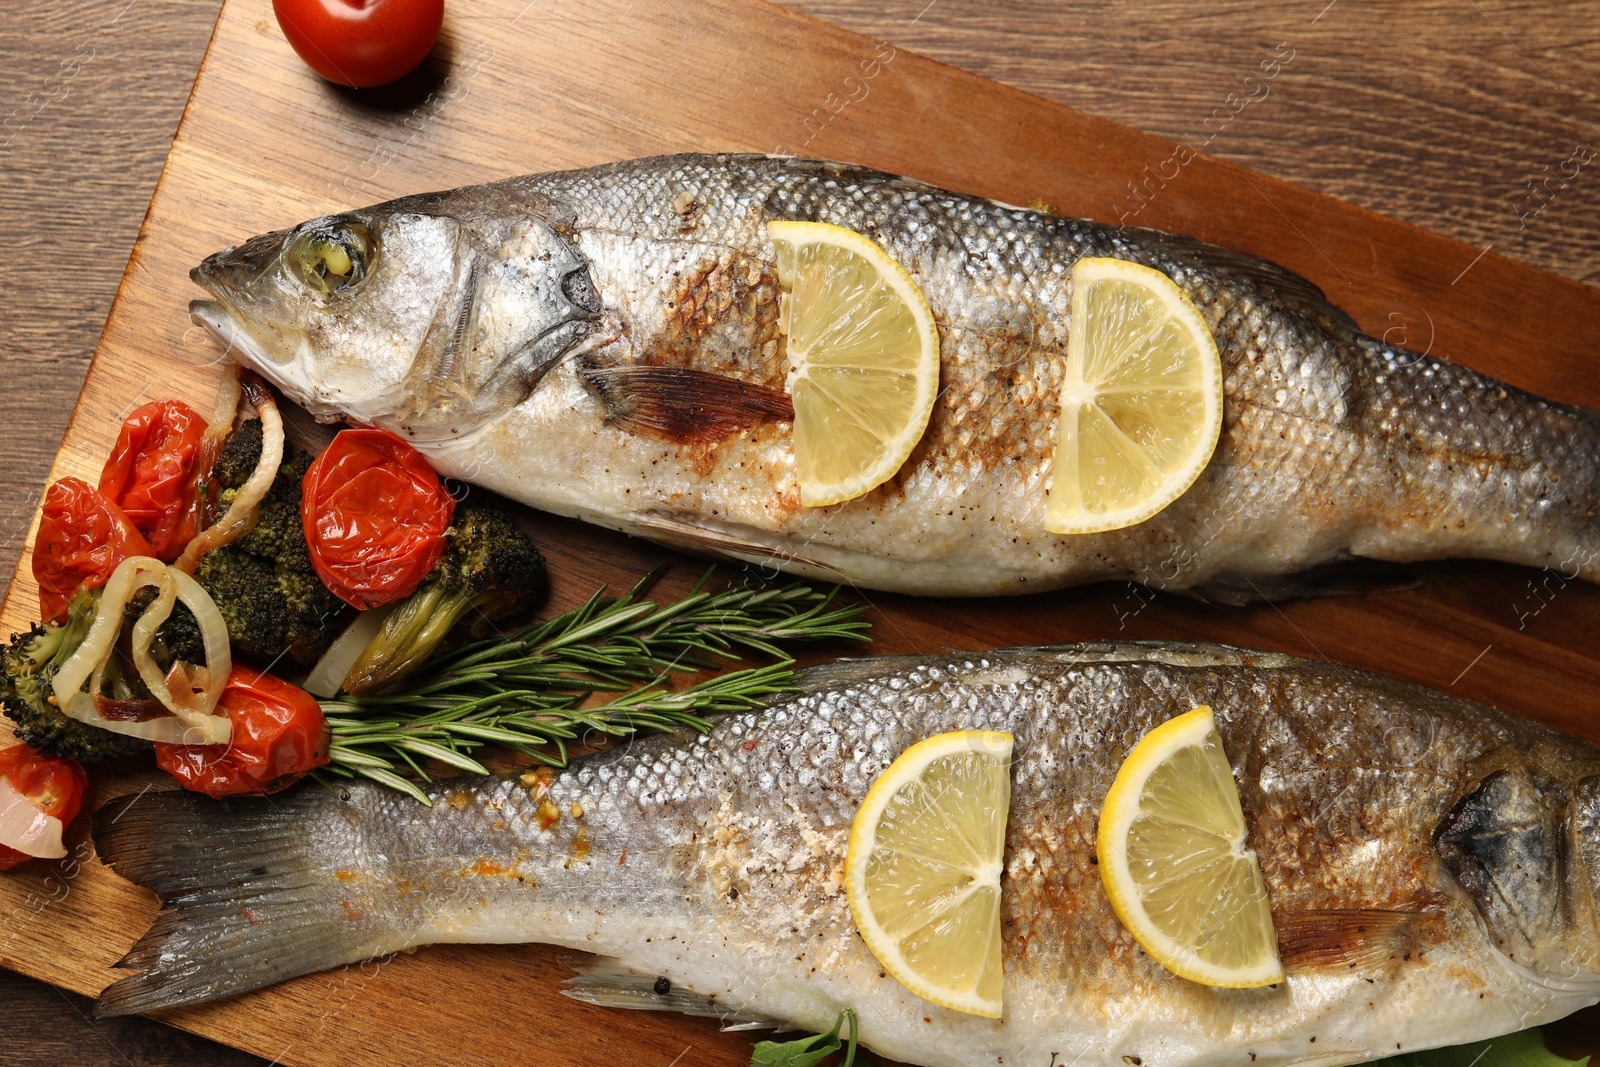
[844,729,1013,1018]
[1097,706,1283,988]
[1045,257,1223,534]
[769,220,941,507]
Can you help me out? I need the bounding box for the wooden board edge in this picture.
[751,1,1600,316]
[0,3,229,639]
[2,0,1598,1057]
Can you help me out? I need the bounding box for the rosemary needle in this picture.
[313,570,870,803]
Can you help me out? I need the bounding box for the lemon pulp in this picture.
[1046,257,1223,534]
[844,729,1014,1017]
[769,220,941,508]
[1096,706,1283,988]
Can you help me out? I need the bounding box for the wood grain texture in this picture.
[0,0,220,604]
[788,0,1600,288]
[0,0,1598,1064]
[0,4,243,1059]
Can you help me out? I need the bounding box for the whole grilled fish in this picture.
[96,643,1600,1065]
[187,154,1600,598]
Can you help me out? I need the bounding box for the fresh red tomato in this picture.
[98,399,209,561]
[301,428,454,610]
[0,745,89,870]
[33,477,156,624]
[273,0,444,89]
[153,668,330,799]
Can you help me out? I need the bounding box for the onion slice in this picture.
[187,363,242,531]
[129,558,179,698]
[207,363,242,438]
[168,568,230,717]
[0,775,66,859]
[174,373,283,575]
[53,557,167,723]
[304,605,393,698]
[53,556,233,745]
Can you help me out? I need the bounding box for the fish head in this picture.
[1567,774,1600,975]
[189,186,603,441]
[1437,766,1600,985]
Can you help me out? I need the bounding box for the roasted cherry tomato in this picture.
[153,669,330,799]
[98,399,209,561]
[33,477,156,624]
[273,0,444,89]
[0,745,89,870]
[301,428,454,609]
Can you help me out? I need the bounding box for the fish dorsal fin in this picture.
[562,957,781,1031]
[1274,908,1440,973]
[579,361,793,443]
[1126,227,1359,335]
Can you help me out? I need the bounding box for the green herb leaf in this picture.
[315,573,870,800]
[750,1008,871,1067]
[1373,1029,1587,1067]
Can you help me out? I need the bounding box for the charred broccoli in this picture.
[194,420,347,666]
[128,588,207,668]
[342,501,547,694]
[1,589,149,762]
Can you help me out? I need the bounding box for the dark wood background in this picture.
[1,0,1596,1063]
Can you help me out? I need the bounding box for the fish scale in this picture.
[187,154,1600,597]
[96,643,1600,1066]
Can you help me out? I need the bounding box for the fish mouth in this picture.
[189,299,290,375]
[190,299,262,368]
[188,298,326,414]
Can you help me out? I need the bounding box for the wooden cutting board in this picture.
[2,0,1597,1062]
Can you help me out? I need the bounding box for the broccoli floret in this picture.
[233,448,311,564]
[279,564,342,658]
[1,589,149,763]
[193,423,346,666]
[434,503,549,629]
[153,602,207,668]
[210,416,266,492]
[342,502,547,695]
[194,549,285,656]
[125,588,207,667]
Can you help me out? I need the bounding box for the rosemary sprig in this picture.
[314,571,869,804]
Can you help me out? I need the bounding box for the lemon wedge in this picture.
[844,729,1013,1018]
[769,220,941,507]
[1097,705,1283,988]
[1045,257,1223,534]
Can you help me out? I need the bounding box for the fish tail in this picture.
[1547,405,1600,582]
[92,787,382,1017]
[1353,338,1600,580]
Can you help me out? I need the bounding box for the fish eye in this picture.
[287,219,372,296]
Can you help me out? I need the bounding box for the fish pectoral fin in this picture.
[1274,908,1442,973]
[562,957,781,1031]
[633,510,845,578]
[1185,559,1420,605]
[579,360,793,443]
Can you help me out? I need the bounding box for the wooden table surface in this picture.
[1,1,1596,1063]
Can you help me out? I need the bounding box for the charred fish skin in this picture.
[188,155,1600,597]
[96,644,1600,1067]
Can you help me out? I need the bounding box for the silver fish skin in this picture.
[187,154,1600,597]
[96,643,1600,1067]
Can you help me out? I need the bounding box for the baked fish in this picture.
[96,643,1600,1066]
[187,154,1600,598]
